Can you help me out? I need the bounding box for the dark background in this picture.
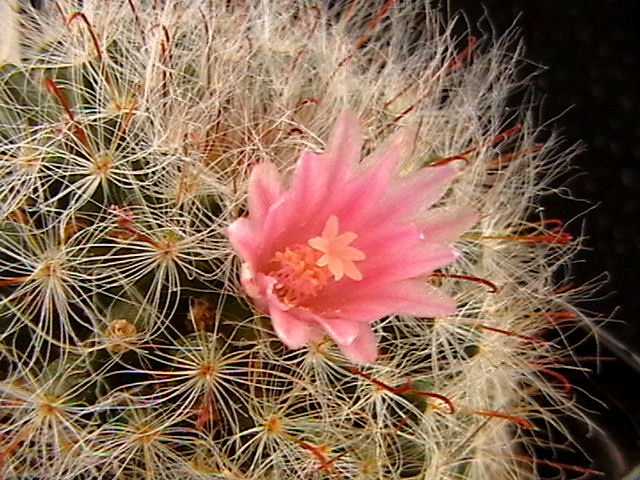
[448,1,640,478]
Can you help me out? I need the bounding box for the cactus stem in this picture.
[0,423,37,470]
[466,232,574,243]
[52,1,67,25]
[286,7,321,76]
[294,98,321,111]
[110,205,160,248]
[263,415,283,435]
[68,12,103,63]
[158,25,172,101]
[109,96,139,148]
[276,430,339,477]
[337,0,399,67]
[375,104,416,138]
[69,11,117,92]
[195,390,218,430]
[463,218,575,243]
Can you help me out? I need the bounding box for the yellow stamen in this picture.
[267,216,365,308]
[268,245,331,307]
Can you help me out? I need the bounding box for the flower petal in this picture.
[322,215,339,238]
[228,110,473,365]
[360,243,460,284]
[307,236,329,252]
[324,109,362,169]
[326,280,457,322]
[248,162,282,224]
[338,326,378,364]
[257,195,299,262]
[287,110,362,226]
[327,255,345,280]
[315,316,364,346]
[334,231,357,247]
[377,165,457,222]
[288,151,329,228]
[339,245,366,261]
[227,218,259,264]
[334,130,411,228]
[269,305,317,350]
[361,128,414,171]
[419,207,479,242]
[355,222,422,255]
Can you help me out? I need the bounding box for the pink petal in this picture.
[360,243,460,285]
[289,151,329,225]
[377,165,457,222]
[335,231,358,247]
[269,305,317,350]
[324,109,362,170]
[227,218,259,264]
[355,222,422,255]
[248,162,282,224]
[284,153,344,241]
[316,253,331,268]
[419,207,479,242]
[287,110,362,225]
[227,110,475,366]
[315,317,365,346]
[334,130,410,228]
[285,110,362,231]
[338,326,378,364]
[387,281,457,317]
[256,195,301,264]
[339,245,365,261]
[240,262,262,303]
[326,255,345,280]
[325,280,457,322]
[360,128,413,171]
[308,236,330,252]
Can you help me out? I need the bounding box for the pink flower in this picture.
[227,110,477,363]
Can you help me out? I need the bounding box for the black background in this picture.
[448,1,640,478]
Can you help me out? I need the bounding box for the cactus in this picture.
[0,1,595,479]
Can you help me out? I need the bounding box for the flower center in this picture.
[307,215,365,281]
[268,245,332,307]
[267,216,366,308]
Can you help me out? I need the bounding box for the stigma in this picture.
[308,216,365,281]
[268,216,365,308]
